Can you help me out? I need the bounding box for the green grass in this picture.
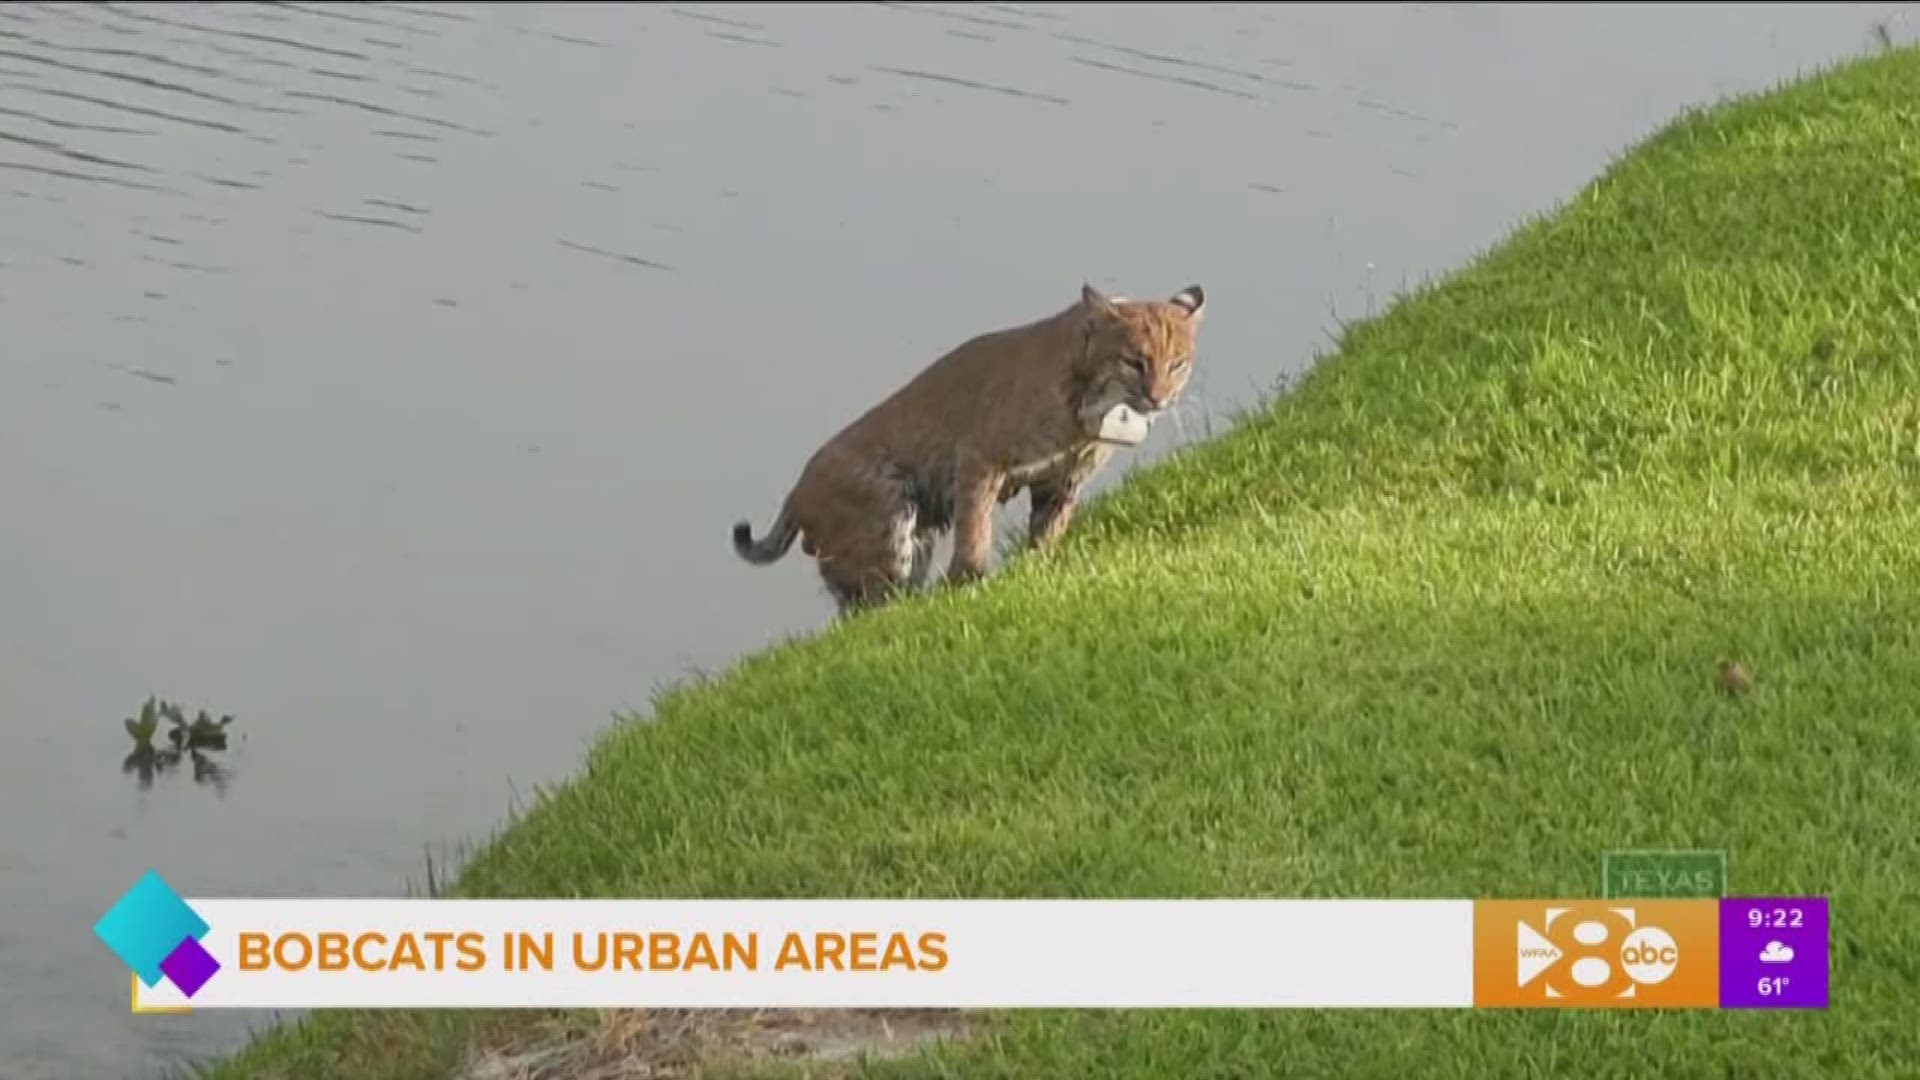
[205,46,1920,1079]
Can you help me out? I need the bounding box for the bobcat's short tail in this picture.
[733,508,800,565]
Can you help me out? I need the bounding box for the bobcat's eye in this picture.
[1127,355,1150,375]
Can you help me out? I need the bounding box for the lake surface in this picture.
[1,2,1909,1076]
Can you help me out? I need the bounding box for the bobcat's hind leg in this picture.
[907,527,940,592]
[817,495,919,616]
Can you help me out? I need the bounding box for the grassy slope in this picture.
[209,47,1920,1079]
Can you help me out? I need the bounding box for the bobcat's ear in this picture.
[1169,284,1205,320]
[1081,282,1120,319]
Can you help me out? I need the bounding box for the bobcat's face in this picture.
[1079,283,1206,416]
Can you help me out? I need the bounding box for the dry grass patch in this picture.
[460,1009,979,1080]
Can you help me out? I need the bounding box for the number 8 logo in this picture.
[1540,906,1679,1000]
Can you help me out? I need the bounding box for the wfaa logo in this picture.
[1473,900,1719,1008]
[94,871,220,1010]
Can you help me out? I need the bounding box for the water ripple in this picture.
[141,253,226,274]
[407,66,486,87]
[200,174,262,190]
[0,103,154,136]
[0,46,267,111]
[0,127,155,171]
[987,3,1062,20]
[869,65,1068,105]
[670,8,765,31]
[317,209,421,232]
[1356,96,1459,130]
[204,41,299,71]
[556,239,674,273]
[363,196,426,215]
[1070,56,1262,101]
[0,158,178,194]
[269,2,437,37]
[283,89,490,136]
[308,66,373,83]
[8,84,254,135]
[707,30,780,49]
[0,29,268,87]
[365,3,475,25]
[1055,32,1283,87]
[874,2,1029,32]
[95,4,376,63]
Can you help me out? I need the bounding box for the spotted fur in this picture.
[733,282,1206,613]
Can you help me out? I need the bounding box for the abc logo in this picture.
[1518,906,1680,1000]
[1619,926,1679,983]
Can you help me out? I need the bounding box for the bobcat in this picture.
[732,282,1206,613]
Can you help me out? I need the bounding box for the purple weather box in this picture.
[1718,897,1829,1009]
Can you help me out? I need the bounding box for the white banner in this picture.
[132,899,1476,1011]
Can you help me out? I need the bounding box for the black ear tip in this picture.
[1174,284,1205,311]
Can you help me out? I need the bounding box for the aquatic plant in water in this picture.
[122,696,237,794]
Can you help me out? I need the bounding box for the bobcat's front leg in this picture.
[947,458,1003,586]
[1027,478,1080,549]
[1029,444,1113,551]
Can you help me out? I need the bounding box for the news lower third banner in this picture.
[97,873,1830,1013]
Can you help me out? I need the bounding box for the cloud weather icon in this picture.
[1759,940,1795,964]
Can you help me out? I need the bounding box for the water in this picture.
[1,2,1909,1076]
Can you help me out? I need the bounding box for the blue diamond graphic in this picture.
[95,871,209,988]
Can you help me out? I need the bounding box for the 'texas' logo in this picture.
[1473,900,1718,1008]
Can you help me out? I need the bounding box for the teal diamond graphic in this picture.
[95,871,209,988]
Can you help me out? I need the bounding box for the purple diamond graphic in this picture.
[159,936,220,998]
